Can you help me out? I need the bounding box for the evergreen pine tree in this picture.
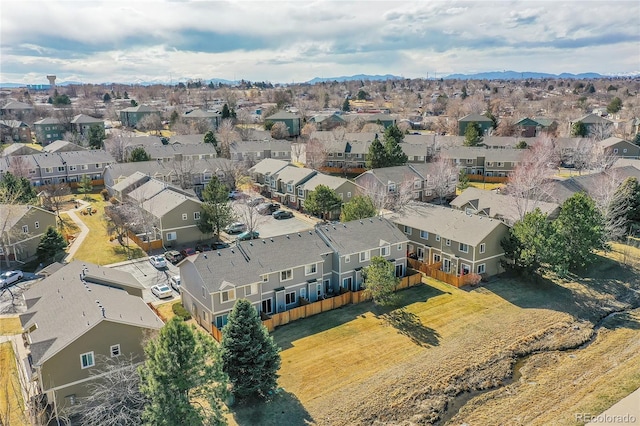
[36,226,67,263]
[383,125,408,166]
[221,104,231,119]
[139,318,228,426]
[366,134,387,168]
[221,299,281,400]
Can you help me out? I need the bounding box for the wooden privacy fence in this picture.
[466,174,508,184]
[408,258,478,288]
[209,272,422,340]
[127,231,164,252]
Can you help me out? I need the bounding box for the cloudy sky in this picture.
[1,1,638,84]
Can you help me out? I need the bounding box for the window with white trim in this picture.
[381,246,390,256]
[420,230,429,240]
[182,213,188,220]
[81,164,88,170]
[281,269,292,281]
[479,243,486,254]
[477,264,486,274]
[445,239,451,246]
[45,167,53,173]
[80,352,95,369]
[497,162,504,167]
[69,165,77,171]
[194,212,200,220]
[403,225,412,235]
[347,192,352,198]
[57,166,65,172]
[345,255,350,263]
[298,188,304,197]
[245,283,257,296]
[435,234,440,242]
[397,244,402,251]
[359,251,370,262]
[166,232,176,241]
[459,243,469,253]
[22,225,28,233]
[34,221,39,229]
[305,264,317,275]
[262,274,268,282]
[285,291,296,305]
[221,289,235,303]
[287,184,293,193]
[110,344,121,357]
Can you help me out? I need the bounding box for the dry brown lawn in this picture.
[0,342,27,425]
[230,252,640,426]
[0,316,22,335]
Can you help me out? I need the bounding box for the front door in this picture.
[300,287,307,301]
[417,247,424,261]
[343,277,352,291]
[395,264,404,278]
[443,259,451,273]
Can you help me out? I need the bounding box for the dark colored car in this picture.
[257,202,280,215]
[273,210,294,220]
[211,241,230,250]
[248,197,265,207]
[164,250,184,264]
[237,230,260,241]
[180,247,197,258]
[195,243,212,252]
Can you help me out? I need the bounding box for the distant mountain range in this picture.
[2,71,637,88]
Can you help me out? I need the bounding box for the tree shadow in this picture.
[273,285,446,350]
[485,254,640,324]
[230,389,313,426]
[382,307,441,347]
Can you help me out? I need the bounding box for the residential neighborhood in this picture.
[1,46,640,426]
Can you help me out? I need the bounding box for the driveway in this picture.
[227,200,318,241]
[108,258,182,305]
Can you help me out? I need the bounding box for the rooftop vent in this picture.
[203,254,207,259]
[263,240,266,244]
[286,235,290,239]
[298,233,301,237]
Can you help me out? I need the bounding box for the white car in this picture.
[149,255,167,269]
[151,284,172,299]
[170,275,181,292]
[0,270,23,289]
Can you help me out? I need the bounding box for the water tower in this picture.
[46,75,56,89]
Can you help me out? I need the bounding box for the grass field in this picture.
[0,317,22,335]
[0,342,27,425]
[70,194,145,265]
[230,252,640,425]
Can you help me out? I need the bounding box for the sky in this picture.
[1,0,639,85]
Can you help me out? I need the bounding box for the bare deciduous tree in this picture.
[40,183,71,218]
[136,114,162,135]
[360,176,415,213]
[270,121,289,139]
[67,355,147,426]
[217,118,239,159]
[429,155,459,204]
[505,135,558,221]
[305,137,329,170]
[7,156,31,178]
[590,169,628,240]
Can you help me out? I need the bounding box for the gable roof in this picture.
[316,217,408,255]
[120,105,160,113]
[0,204,55,228]
[20,261,163,366]
[266,111,300,120]
[111,171,150,194]
[273,165,316,184]
[1,101,33,111]
[42,140,86,153]
[299,173,352,192]
[458,113,493,123]
[71,114,103,125]
[355,165,421,186]
[389,202,508,247]
[248,158,290,176]
[1,143,39,156]
[141,187,201,218]
[186,231,332,292]
[599,137,633,149]
[33,117,61,125]
[104,157,233,182]
[574,113,612,125]
[183,109,220,119]
[450,187,559,225]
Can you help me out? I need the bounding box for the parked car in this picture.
[164,250,184,264]
[195,243,212,252]
[149,255,167,269]
[0,270,23,289]
[257,202,280,215]
[273,210,294,220]
[248,197,265,207]
[224,222,247,234]
[211,241,230,250]
[151,284,173,299]
[229,190,242,199]
[236,230,260,241]
[180,247,197,258]
[169,275,181,292]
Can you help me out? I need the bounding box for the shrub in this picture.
[100,188,109,201]
[172,303,191,320]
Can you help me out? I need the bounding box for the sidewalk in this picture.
[586,387,640,425]
[63,199,91,262]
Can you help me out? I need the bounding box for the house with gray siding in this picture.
[180,231,333,331]
[33,117,65,145]
[315,217,409,292]
[70,114,104,136]
[119,105,161,128]
[230,140,291,164]
[0,204,57,262]
[265,111,302,137]
[297,173,360,215]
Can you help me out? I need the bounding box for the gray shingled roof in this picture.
[42,140,86,153]
[389,202,507,247]
[316,217,408,256]
[1,101,34,110]
[105,158,233,181]
[34,117,61,125]
[119,105,160,113]
[183,109,220,118]
[574,113,612,124]
[274,165,316,184]
[230,140,291,153]
[71,114,103,124]
[111,171,150,193]
[1,143,39,156]
[355,165,421,186]
[141,188,201,218]
[187,231,332,293]
[458,113,493,123]
[20,261,163,366]
[299,173,350,191]
[248,158,290,176]
[265,110,300,120]
[450,187,559,225]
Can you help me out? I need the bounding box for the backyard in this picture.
[230,251,640,425]
[65,192,146,265]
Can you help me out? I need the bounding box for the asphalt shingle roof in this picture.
[316,217,408,256]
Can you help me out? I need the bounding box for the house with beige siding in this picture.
[20,261,163,415]
[0,120,32,143]
[70,114,103,136]
[0,204,57,261]
[296,173,360,216]
[389,203,509,277]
